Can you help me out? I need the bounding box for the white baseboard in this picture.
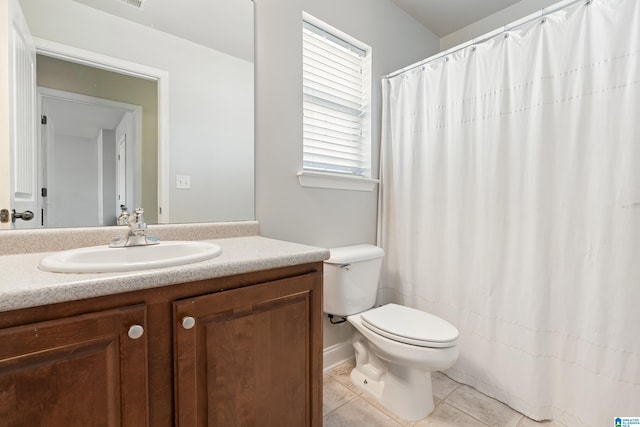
[323,340,354,372]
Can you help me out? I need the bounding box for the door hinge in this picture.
[41,115,47,125]
[41,187,48,197]
[0,209,9,223]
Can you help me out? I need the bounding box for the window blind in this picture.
[302,20,369,176]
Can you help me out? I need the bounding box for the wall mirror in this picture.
[2,0,254,230]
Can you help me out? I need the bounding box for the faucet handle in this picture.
[128,208,147,234]
[110,207,159,247]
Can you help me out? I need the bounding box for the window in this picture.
[301,15,375,190]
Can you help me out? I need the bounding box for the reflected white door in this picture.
[6,0,39,229]
[39,100,53,227]
[116,134,127,212]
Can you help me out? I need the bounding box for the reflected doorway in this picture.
[40,88,141,227]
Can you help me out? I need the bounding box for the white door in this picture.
[116,134,127,212]
[39,97,53,227]
[5,0,39,229]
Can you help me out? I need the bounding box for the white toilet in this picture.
[324,244,459,421]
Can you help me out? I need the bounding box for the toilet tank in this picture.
[323,244,385,316]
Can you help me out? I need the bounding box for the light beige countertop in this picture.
[0,233,329,313]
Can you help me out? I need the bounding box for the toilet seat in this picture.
[360,304,458,348]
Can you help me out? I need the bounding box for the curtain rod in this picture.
[384,0,590,79]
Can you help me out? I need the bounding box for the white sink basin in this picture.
[39,240,222,273]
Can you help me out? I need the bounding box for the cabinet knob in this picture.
[128,324,145,340]
[182,316,196,330]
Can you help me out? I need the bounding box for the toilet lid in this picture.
[360,304,458,348]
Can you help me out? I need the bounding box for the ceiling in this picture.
[46,97,127,140]
[72,0,253,61]
[70,0,530,54]
[389,0,526,37]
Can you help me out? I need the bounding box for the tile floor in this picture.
[323,360,564,427]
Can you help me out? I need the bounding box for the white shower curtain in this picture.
[378,0,640,425]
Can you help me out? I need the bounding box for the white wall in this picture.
[254,0,440,351]
[49,134,99,227]
[441,0,561,50]
[255,0,438,247]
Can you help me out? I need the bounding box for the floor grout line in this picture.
[324,361,555,427]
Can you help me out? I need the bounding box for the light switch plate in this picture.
[176,175,191,189]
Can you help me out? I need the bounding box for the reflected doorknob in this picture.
[12,209,34,222]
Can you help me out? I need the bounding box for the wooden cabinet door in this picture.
[173,272,323,427]
[0,304,148,427]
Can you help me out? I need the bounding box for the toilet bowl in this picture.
[347,304,458,420]
[323,245,459,421]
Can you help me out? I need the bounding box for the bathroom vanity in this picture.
[0,223,328,427]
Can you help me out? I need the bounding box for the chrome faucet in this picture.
[109,208,159,247]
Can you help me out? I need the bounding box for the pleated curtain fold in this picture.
[379,0,640,424]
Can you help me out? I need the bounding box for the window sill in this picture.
[297,170,379,192]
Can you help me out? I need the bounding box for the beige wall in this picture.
[36,55,159,222]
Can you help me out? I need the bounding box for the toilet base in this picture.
[350,362,435,421]
[350,333,436,421]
